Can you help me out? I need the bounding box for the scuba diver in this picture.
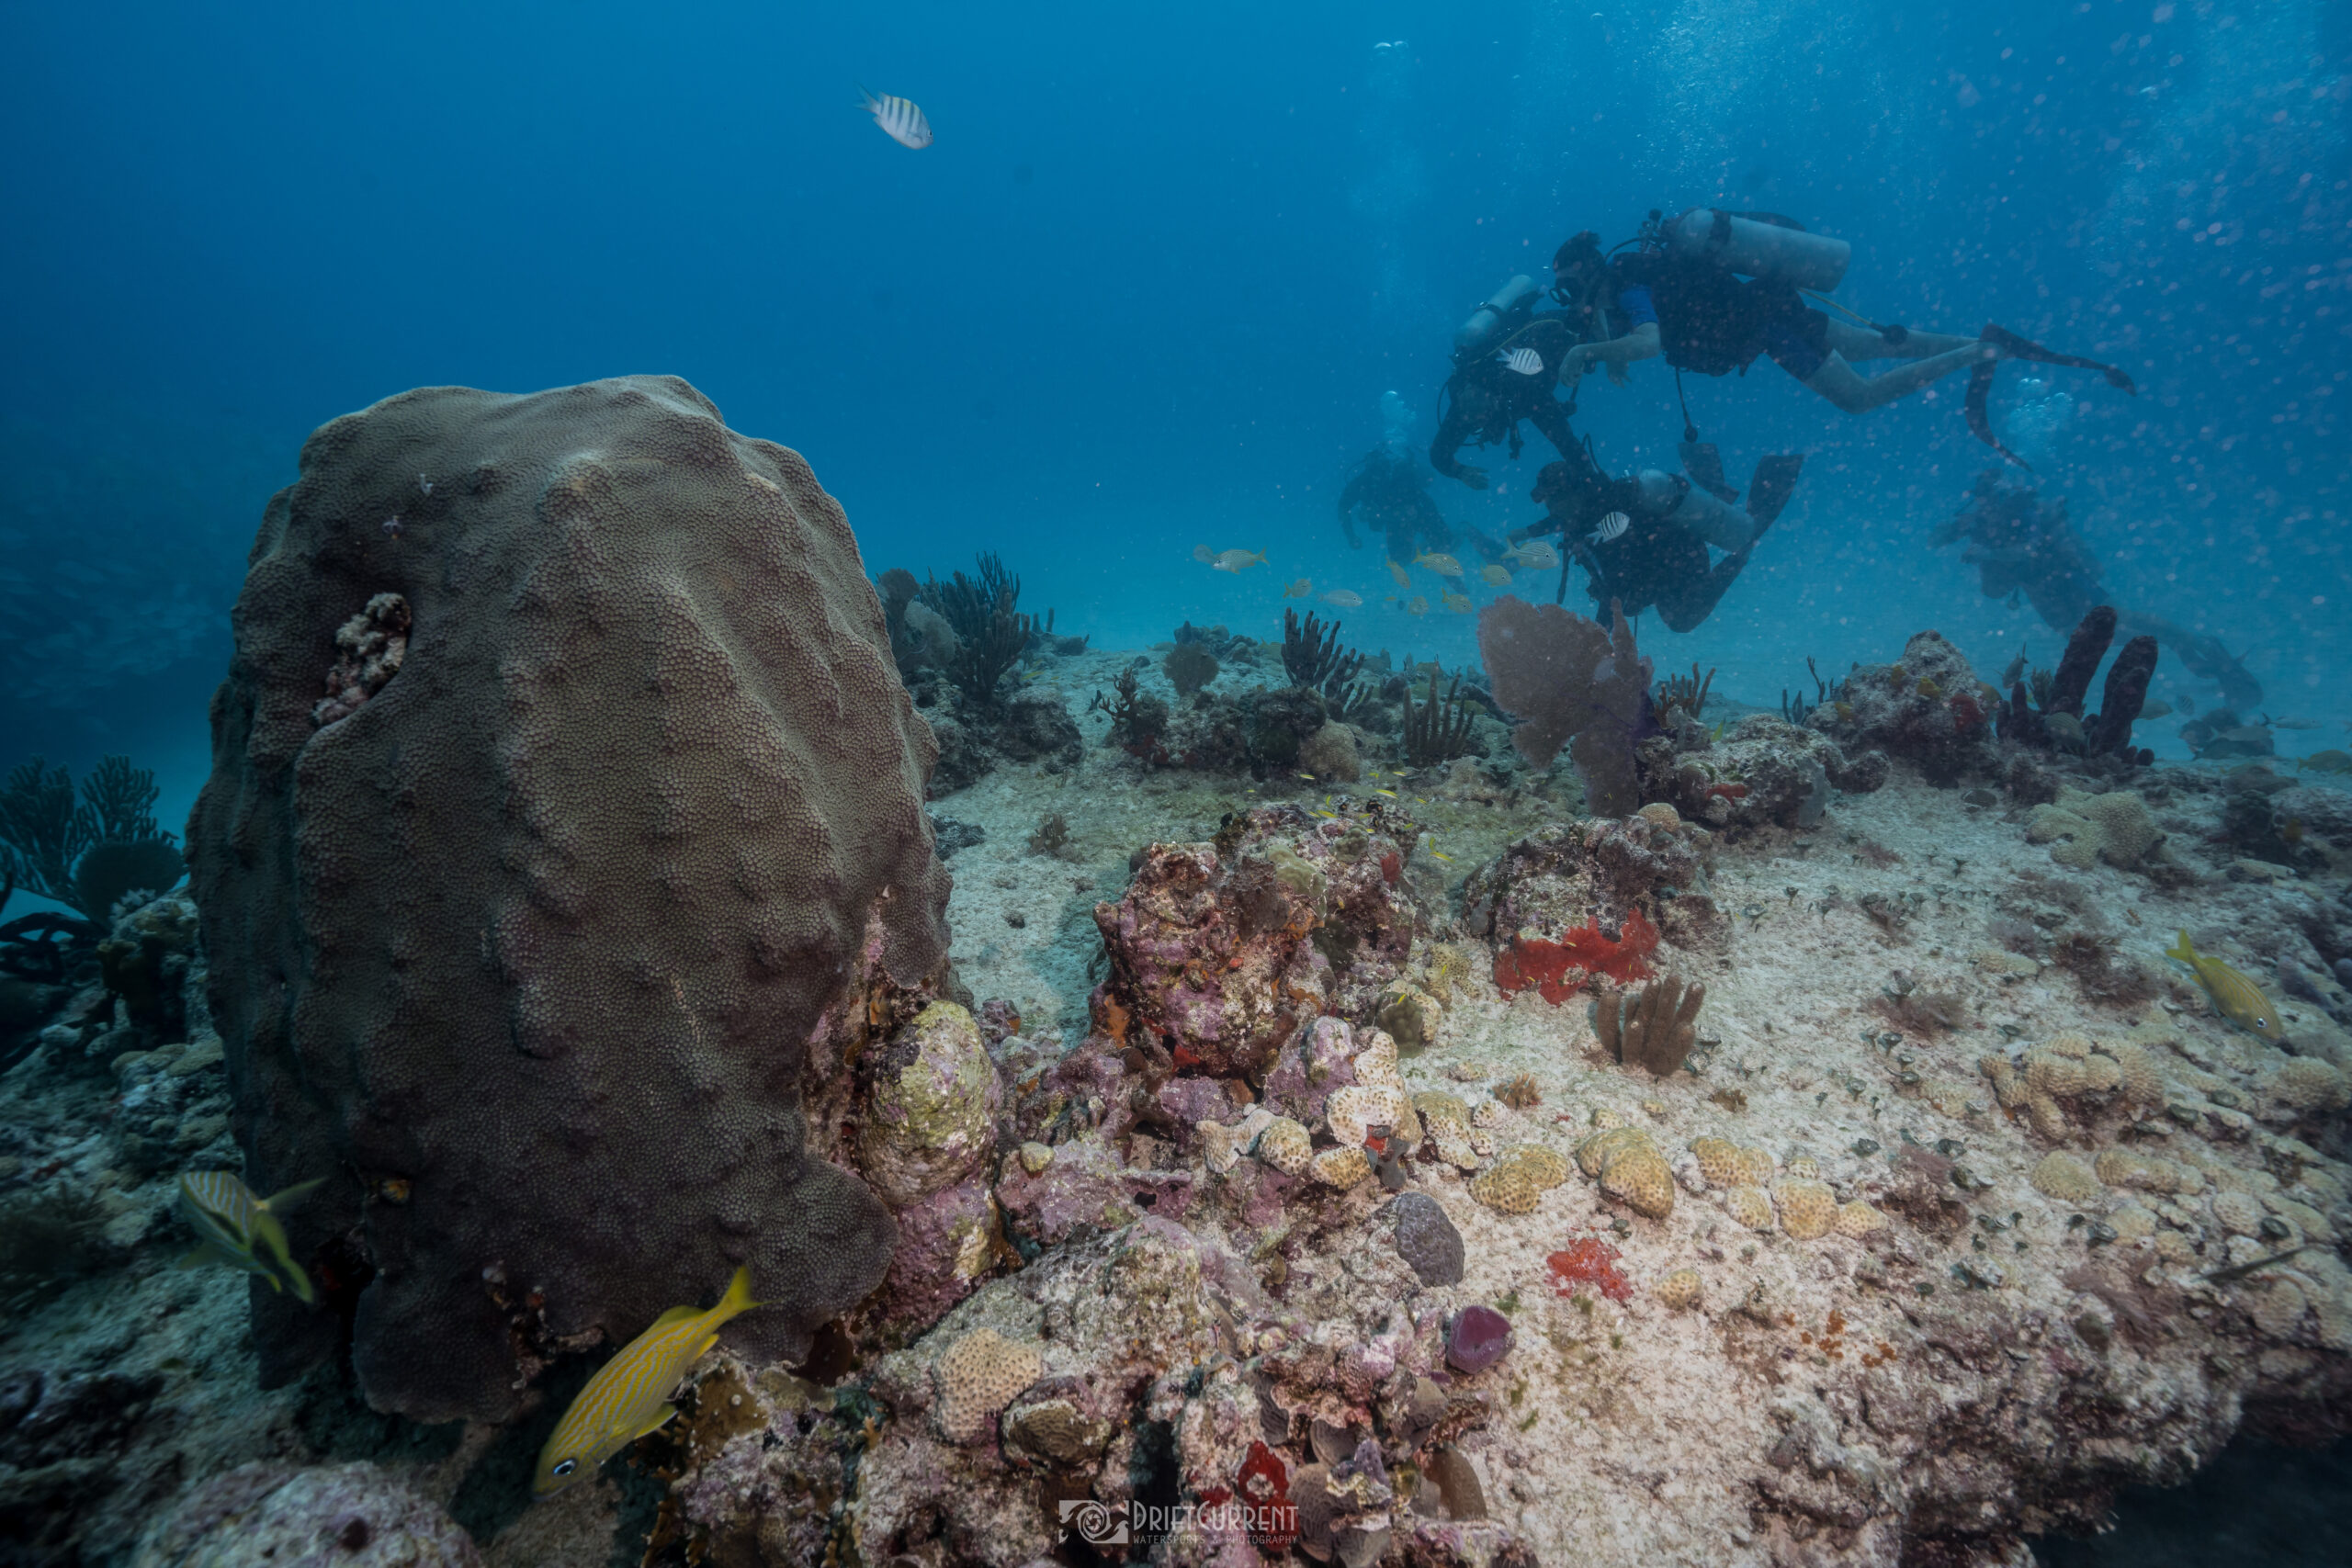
[1338,446,1455,562]
[1543,213,2135,491]
[1428,275,1591,490]
[1518,439,1805,634]
[1935,469,2264,712]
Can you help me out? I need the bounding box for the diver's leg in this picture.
[1656,551,1751,633]
[1634,469,1753,553]
[1823,318,1980,363]
[1804,342,1999,414]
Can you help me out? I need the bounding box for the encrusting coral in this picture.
[2027,785,2165,871]
[187,377,951,1419]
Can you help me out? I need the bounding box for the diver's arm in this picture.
[1428,398,1488,489]
[1335,474,1367,547]
[1564,323,1660,388]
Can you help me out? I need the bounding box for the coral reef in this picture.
[1282,607,1363,694]
[1477,595,1653,816]
[1997,605,2159,764]
[1634,714,1890,831]
[1463,809,1717,1003]
[1090,803,1417,1077]
[134,1461,481,1567]
[185,377,950,1419]
[1,754,185,925]
[1805,629,1998,784]
[1164,640,1218,697]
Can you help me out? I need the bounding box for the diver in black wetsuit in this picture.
[1521,444,1804,634]
[1427,276,1591,490]
[1935,470,2264,711]
[1337,447,1455,562]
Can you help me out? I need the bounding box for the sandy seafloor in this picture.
[2,633,2349,1567]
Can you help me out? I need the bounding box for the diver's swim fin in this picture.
[1679,440,1738,504]
[1744,455,1805,537]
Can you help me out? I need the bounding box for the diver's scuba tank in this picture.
[1453,275,1542,362]
[1664,208,1849,292]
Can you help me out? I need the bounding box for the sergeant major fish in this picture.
[2165,931,2287,1043]
[176,1170,322,1303]
[536,1266,764,1496]
[1589,512,1631,546]
[1500,347,1544,376]
[859,86,933,150]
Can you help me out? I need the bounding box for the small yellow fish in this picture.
[1297,773,1317,781]
[2298,749,2352,775]
[1478,564,1513,586]
[2165,931,2286,1043]
[1284,579,1313,598]
[1375,788,1398,797]
[1505,540,1561,570]
[1407,596,1429,616]
[175,1171,323,1303]
[1413,551,1465,577]
[1386,559,1412,590]
[1320,589,1364,608]
[1430,850,1453,863]
[1313,809,1338,820]
[537,1266,763,1496]
[1208,548,1267,573]
[1442,591,1473,615]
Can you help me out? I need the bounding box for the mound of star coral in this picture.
[186,376,952,1420]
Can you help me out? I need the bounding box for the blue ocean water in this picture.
[2,1,2346,829]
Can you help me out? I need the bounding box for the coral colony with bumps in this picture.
[3,381,2349,1568]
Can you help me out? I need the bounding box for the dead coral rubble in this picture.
[1091,803,1419,1077]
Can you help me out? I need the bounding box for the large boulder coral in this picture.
[1462,811,1720,1002]
[186,377,952,1420]
[1091,803,1417,1077]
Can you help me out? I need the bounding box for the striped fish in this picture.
[534,1266,763,1496]
[1589,512,1631,546]
[2165,931,2287,1043]
[860,86,933,150]
[1501,346,1544,376]
[175,1170,322,1303]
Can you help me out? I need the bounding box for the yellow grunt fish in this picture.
[1413,551,1465,577]
[1320,588,1364,608]
[1478,564,1513,586]
[175,1171,322,1303]
[2165,931,2286,1043]
[536,1266,763,1496]
[1441,591,1473,615]
[2297,750,2352,775]
[1386,559,1412,590]
[1283,579,1313,598]
[1206,548,1267,572]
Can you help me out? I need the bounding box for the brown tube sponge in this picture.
[1593,975,1706,1077]
[187,377,950,1421]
